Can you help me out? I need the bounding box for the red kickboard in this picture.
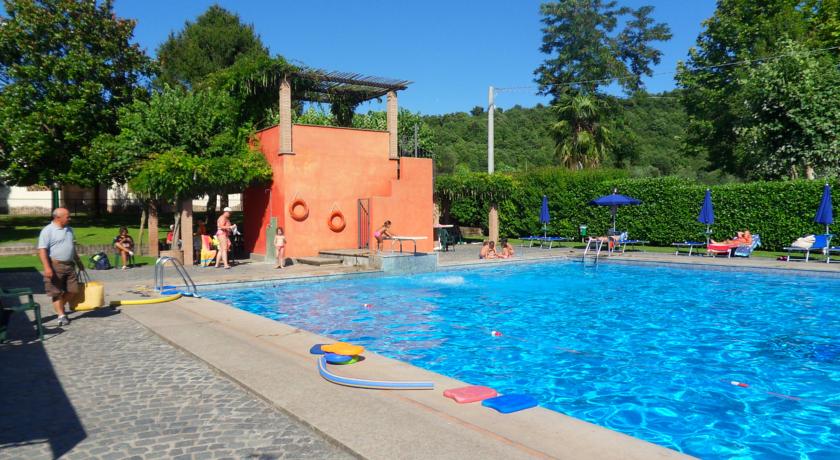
[443,385,498,404]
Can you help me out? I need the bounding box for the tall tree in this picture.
[157,5,272,218]
[534,0,671,100]
[0,0,152,187]
[535,0,670,169]
[156,5,268,88]
[676,0,840,178]
[108,86,271,203]
[734,40,840,180]
[551,94,611,168]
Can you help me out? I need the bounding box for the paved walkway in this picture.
[2,246,838,459]
[0,266,355,459]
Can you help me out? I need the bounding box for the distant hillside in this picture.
[423,91,719,181]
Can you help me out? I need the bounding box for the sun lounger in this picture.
[614,232,647,254]
[672,241,705,256]
[784,234,832,262]
[541,236,568,248]
[519,236,568,248]
[617,238,647,254]
[734,234,761,257]
[519,236,542,247]
[828,246,840,264]
[706,242,737,258]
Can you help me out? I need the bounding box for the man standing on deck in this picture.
[38,208,85,326]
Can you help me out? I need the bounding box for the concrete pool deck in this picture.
[5,246,840,458]
[119,285,688,460]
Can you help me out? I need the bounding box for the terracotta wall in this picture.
[243,126,283,257]
[245,124,434,258]
[370,157,435,253]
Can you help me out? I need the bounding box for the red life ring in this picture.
[289,199,309,221]
[328,210,346,232]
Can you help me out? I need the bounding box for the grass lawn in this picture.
[0,212,242,247]
[0,213,169,246]
[0,253,158,271]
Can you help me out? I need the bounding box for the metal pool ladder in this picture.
[582,238,604,266]
[154,256,199,297]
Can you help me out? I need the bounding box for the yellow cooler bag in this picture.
[72,271,105,311]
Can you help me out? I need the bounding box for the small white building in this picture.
[0,182,241,215]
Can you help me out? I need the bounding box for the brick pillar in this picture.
[387,90,398,159]
[181,199,194,266]
[148,202,159,257]
[279,76,293,154]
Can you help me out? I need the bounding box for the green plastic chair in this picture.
[0,288,44,343]
[439,228,455,252]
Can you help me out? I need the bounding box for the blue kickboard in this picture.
[309,344,327,355]
[324,353,353,364]
[482,394,538,414]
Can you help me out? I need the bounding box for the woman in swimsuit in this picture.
[274,227,286,269]
[215,207,235,269]
[479,241,490,259]
[712,230,752,246]
[114,226,134,269]
[373,220,394,253]
[499,238,515,258]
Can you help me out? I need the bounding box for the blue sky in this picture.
[55,1,721,114]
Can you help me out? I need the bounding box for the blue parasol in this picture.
[814,183,833,234]
[589,189,641,231]
[697,189,715,241]
[539,195,550,238]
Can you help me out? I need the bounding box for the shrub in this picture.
[435,168,836,250]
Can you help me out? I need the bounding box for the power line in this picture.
[494,44,840,94]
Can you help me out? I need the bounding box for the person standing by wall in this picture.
[37,208,85,326]
[273,227,286,269]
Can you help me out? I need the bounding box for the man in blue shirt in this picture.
[38,208,85,326]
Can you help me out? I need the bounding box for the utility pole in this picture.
[487,86,499,244]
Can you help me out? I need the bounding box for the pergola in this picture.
[277,68,412,159]
[149,66,412,265]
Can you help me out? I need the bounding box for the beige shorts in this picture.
[44,261,79,300]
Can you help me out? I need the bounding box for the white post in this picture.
[487,86,498,244]
[488,86,494,174]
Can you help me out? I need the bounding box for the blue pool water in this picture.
[205,261,840,459]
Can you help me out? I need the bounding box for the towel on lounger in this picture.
[790,235,816,249]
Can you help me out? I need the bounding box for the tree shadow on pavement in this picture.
[0,319,86,458]
[0,267,88,458]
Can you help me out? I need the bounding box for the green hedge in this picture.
[435,168,837,251]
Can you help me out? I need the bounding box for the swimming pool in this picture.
[205,261,840,459]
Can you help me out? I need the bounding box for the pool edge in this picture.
[116,289,693,460]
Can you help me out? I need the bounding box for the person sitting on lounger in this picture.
[592,233,622,250]
[712,230,752,246]
[499,238,515,258]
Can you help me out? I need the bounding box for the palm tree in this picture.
[551,94,611,169]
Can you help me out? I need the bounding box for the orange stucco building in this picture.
[243,71,434,260]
